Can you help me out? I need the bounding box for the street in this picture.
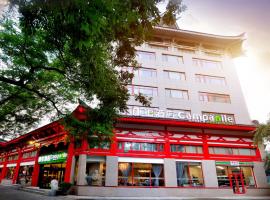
[1,185,270,200]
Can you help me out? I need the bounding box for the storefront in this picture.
[17,162,34,185]
[38,152,67,188]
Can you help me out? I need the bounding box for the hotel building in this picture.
[0,23,269,197]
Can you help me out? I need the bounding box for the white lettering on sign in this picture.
[230,161,240,166]
[121,106,235,124]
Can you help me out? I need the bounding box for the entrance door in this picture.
[229,173,246,194]
[39,163,66,188]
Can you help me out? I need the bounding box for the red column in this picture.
[202,129,210,159]
[64,141,74,183]
[31,149,40,186]
[0,154,8,182]
[164,127,171,157]
[110,130,117,155]
[12,149,22,184]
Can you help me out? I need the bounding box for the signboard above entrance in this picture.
[121,106,235,124]
[38,152,67,164]
[216,161,254,166]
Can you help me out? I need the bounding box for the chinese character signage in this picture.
[38,152,67,164]
[216,161,253,166]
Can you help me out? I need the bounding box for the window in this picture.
[18,166,34,185]
[118,162,165,186]
[164,71,185,80]
[136,51,156,61]
[118,142,164,152]
[8,154,18,161]
[199,92,230,103]
[85,162,106,186]
[209,147,256,156]
[202,112,235,124]
[148,44,168,50]
[166,89,188,99]
[176,162,204,187]
[122,67,157,78]
[22,151,37,158]
[128,85,158,97]
[216,166,256,188]
[193,58,222,69]
[171,144,203,154]
[6,167,15,179]
[195,74,226,86]
[162,54,183,64]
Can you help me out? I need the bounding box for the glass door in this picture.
[229,173,246,194]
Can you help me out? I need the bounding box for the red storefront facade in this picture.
[0,105,269,197]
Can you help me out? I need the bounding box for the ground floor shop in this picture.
[0,106,269,196]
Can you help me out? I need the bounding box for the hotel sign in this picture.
[122,106,235,124]
[38,152,67,164]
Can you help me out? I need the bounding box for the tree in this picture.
[0,0,186,144]
[253,119,270,145]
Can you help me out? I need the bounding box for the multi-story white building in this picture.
[125,25,251,125]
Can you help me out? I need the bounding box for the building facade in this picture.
[0,25,269,197]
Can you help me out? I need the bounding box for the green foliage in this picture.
[1,0,185,141]
[253,120,270,145]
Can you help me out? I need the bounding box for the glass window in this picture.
[199,92,230,103]
[164,71,185,80]
[6,167,15,179]
[216,166,256,188]
[85,162,106,186]
[22,151,37,159]
[128,85,158,97]
[118,142,164,152]
[209,147,256,156]
[137,51,156,61]
[171,144,202,154]
[18,165,34,185]
[166,89,188,99]
[162,54,183,64]
[138,68,157,78]
[176,162,204,187]
[193,58,222,69]
[118,162,164,187]
[195,74,226,86]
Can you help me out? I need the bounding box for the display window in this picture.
[18,165,34,185]
[6,167,15,179]
[85,162,106,186]
[118,162,164,187]
[216,165,256,188]
[176,162,204,187]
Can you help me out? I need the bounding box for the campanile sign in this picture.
[122,106,235,124]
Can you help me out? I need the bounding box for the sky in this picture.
[174,0,270,123]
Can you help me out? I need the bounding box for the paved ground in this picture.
[0,185,270,200]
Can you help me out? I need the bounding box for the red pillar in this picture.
[164,126,171,157]
[0,154,8,182]
[110,130,117,155]
[64,141,74,183]
[31,149,40,186]
[12,149,22,184]
[202,129,210,159]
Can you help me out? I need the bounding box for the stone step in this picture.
[19,186,50,195]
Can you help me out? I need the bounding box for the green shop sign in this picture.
[216,161,254,166]
[38,152,67,164]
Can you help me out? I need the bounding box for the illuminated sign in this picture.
[121,106,235,124]
[38,152,67,164]
[216,161,253,166]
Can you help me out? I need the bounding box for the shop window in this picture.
[85,162,106,186]
[209,147,256,156]
[118,162,164,187]
[216,166,256,188]
[118,142,164,152]
[176,162,204,187]
[6,167,15,179]
[171,144,202,154]
[18,165,34,185]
